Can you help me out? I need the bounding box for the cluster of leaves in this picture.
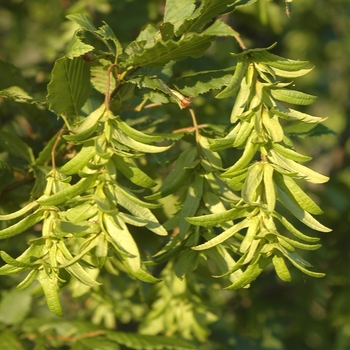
[0,0,330,347]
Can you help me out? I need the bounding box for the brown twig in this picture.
[234,34,247,51]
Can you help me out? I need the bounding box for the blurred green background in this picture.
[0,0,349,349]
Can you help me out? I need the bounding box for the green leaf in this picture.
[113,129,172,153]
[125,23,229,67]
[56,242,101,286]
[0,60,27,90]
[186,207,249,227]
[240,216,259,253]
[0,210,44,240]
[47,57,91,117]
[275,245,325,278]
[272,143,312,162]
[272,254,291,282]
[271,105,326,123]
[172,67,233,97]
[224,255,270,290]
[270,88,317,105]
[0,86,43,105]
[67,14,97,32]
[115,117,164,143]
[146,147,198,200]
[66,31,94,59]
[268,149,329,183]
[38,175,97,206]
[37,269,63,317]
[262,162,276,212]
[0,331,25,350]
[0,201,39,220]
[0,130,34,163]
[273,212,320,242]
[0,288,32,325]
[113,186,167,236]
[276,184,331,232]
[106,331,197,350]
[192,218,250,250]
[112,155,157,188]
[103,214,141,272]
[179,174,203,238]
[164,0,197,34]
[242,162,264,203]
[64,104,105,141]
[274,172,323,215]
[179,0,257,34]
[252,50,309,71]
[216,60,249,99]
[60,141,95,175]
[114,185,161,209]
[221,138,259,176]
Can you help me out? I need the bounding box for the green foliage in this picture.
[0,0,337,349]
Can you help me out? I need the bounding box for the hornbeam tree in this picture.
[0,0,331,348]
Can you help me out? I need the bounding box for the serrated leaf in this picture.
[90,59,115,94]
[125,24,226,67]
[66,31,94,59]
[47,57,90,117]
[179,0,257,34]
[171,67,233,97]
[67,14,97,32]
[270,88,317,105]
[0,86,43,105]
[164,0,197,34]
[97,22,123,58]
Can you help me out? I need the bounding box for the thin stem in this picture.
[51,129,65,170]
[234,34,247,51]
[105,64,119,110]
